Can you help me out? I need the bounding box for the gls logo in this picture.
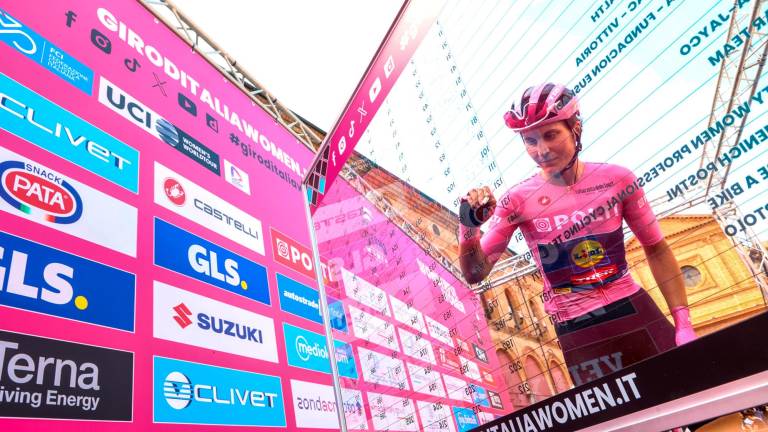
[170,302,264,343]
[0,231,135,331]
[154,219,270,305]
[0,161,82,224]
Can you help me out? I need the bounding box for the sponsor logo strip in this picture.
[270,227,316,280]
[98,77,219,175]
[0,230,135,331]
[0,329,133,420]
[277,272,347,332]
[426,314,452,346]
[289,379,366,430]
[349,304,398,351]
[153,356,285,427]
[340,267,390,316]
[416,400,456,432]
[153,281,277,363]
[153,162,264,255]
[390,294,426,332]
[0,73,138,192]
[153,218,269,305]
[0,9,94,94]
[443,375,471,403]
[407,362,446,398]
[399,327,436,364]
[282,323,357,379]
[0,146,138,256]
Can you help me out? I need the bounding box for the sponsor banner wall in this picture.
[0,0,322,430]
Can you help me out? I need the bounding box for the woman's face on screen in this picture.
[520,121,577,175]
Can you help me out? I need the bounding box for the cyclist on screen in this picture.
[458,82,696,386]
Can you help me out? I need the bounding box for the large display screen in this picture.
[307,0,768,431]
[0,1,326,430]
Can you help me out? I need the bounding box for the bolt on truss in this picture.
[140,0,324,151]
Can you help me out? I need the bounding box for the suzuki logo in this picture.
[173,303,192,328]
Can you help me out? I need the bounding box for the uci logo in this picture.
[0,161,83,224]
[571,240,605,268]
[187,244,247,290]
[0,246,89,311]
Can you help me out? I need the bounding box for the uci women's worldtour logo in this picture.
[0,231,135,331]
[0,73,138,192]
[0,330,133,421]
[153,281,277,363]
[0,160,82,223]
[98,77,220,175]
[153,356,286,427]
[153,218,270,305]
[0,146,138,257]
[154,162,265,256]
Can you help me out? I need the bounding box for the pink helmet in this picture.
[504,83,580,132]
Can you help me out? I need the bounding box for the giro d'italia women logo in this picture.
[163,178,186,206]
[0,160,83,224]
[164,371,193,409]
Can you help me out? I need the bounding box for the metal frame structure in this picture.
[139,0,324,151]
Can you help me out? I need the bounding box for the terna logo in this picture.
[163,178,185,206]
[0,160,82,224]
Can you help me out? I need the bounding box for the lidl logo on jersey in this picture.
[0,9,93,93]
[453,407,479,432]
[0,231,135,331]
[0,147,138,256]
[154,162,264,256]
[224,159,250,195]
[154,218,270,305]
[270,227,316,280]
[153,356,285,427]
[277,273,347,332]
[98,77,220,175]
[153,281,277,363]
[0,330,133,421]
[283,323,357,379]
[0,73,138,192]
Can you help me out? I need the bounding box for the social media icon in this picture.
[90,29,111,54]
[206,113,219,133]
[178,93,197,116]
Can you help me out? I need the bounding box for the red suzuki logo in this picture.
[270,227,315,280]
[173,303,193,328]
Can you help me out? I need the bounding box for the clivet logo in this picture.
[0,161,82,224]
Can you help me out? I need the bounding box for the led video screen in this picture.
[306,0,768,431]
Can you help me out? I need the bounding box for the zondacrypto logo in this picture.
[0,160,83,224]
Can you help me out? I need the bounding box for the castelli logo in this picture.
[0,161,83,224]
[163,178,186,206]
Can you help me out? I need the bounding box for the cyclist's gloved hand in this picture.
[671,306,696,346]
[458,186,497,245]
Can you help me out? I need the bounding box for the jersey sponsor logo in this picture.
[533,218,553,232]
[534,207,621,232]
[0,231,135,331]
[153,356,285,427]
[154,162,264,256]
[277,273,347,332]
[98,77,220,175]
[270,227,315,280]
[283,323,357,378]
[570,264,618,285]
[290,380,366,429]
[0,73,139,192]
[0,147,138,256]
[0,330,133,421]
[571,239,605,267]
[0,9,94,93]
[224,159,250,195]
[153,281,277,363]
[0,160,82,223]
[538,195,551,205]
[153,218,269,305]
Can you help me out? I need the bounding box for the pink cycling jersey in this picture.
[481,162,663,321]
